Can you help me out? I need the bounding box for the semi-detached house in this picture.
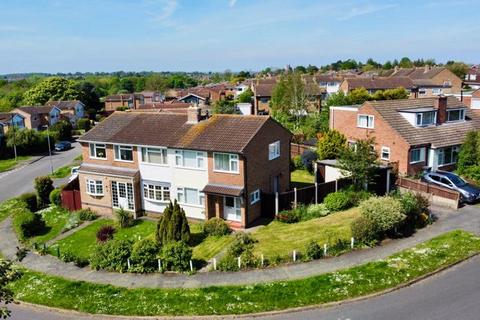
[330,96,480,176]
[77,107,291,228]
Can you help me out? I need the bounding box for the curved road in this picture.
[7,255,480,320]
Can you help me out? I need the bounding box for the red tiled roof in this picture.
[343,77,414,90]
[202,184,244,196]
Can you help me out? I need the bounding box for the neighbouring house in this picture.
[0,112,26,134]
[471,89,480,109]
[390,66,463,95]
[136,102,193,111]
[45,100,86,124]
[252,79,276,115]
[177,93,208,105]
[464,65,480,89]
[12,106,61,130]
[234,83,250,98]
[104,92,164,111]
[77,107,292,228]
[339,77,415,95]
[330,96,480,175]
[315,74,344,96]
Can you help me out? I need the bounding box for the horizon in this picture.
[1,0,479,74]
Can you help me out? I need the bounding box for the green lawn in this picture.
[0,198,25,223]
[192,235,234,261]
[9,230,480,316]
[291,169,315,188]
[50,165,74,179]
[0,156,30,172]
[30,206,71,244]
[252,208,360,257]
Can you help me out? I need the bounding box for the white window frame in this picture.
[143,183,170,202]
[174,150,206,170]
[176,187,204,207]
[415,111,437,127]
[446,109,466,122]
[213,152,240,173]
[250,189,261,204]
[86,179,104,196]
[410,148,425,164]
[438,146,460,166]
[89,143,107,160]
[357,114,374,129]
[114,145,133,162]
[141,147,168,165]
[380,146,390,161]
[268,141,281,160]
[432,88,443,95]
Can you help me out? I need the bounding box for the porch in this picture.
[203,184,246,228]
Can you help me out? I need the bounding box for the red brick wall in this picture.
[81,142,139,169]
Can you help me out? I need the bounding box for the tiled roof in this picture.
[412,79,450,88]
[45,100,81,110]
[365,97,480,148]
[343,77,414,90]
[202,184,244,196]
[16,106,54,115]
[253,83,275,97]
[390,67,446,80]
[78,112,285,154]
[79,163,139,178]
[0,112,12,123]
[137,102,191,110]
[105,94,134,102]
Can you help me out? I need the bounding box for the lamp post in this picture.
[44,124,54,175]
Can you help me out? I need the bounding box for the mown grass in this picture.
[29,206,71,244]
[0,156,30,172]
[9,230,480,316]
[252,208,360,257]
[0,198,25,223]
[50,165,73,179]
[291,169,315,188]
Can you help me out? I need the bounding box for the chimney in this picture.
[187,104,202,124]
[424,65,431,73]
[435,95,448,125]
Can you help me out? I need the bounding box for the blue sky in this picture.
[0,0,479,73]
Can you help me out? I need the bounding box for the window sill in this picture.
[178,202,205,208]
[268,156,280,161]
[251,199,260,205]
[357,126,374,129]
[86,192,104,197]
[89,157,107,161]
[140,162,169,167]
[114,159,134,163]
[409,160,425,164]
[174,166,207,172]
[213,169,240,174]
[380,157,390,161]
[144,198,170,204]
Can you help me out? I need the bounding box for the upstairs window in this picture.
[89,143,106,159]
[447,109,466,122]
[357,115,374,129]
[250,189,261,204]
[141,147,167,165]
[381,147,390,161]
[415,111,436,126]
[175,150,206,169]
[268,141,281,160]
[114,145,133,162]
[214,153,239,173]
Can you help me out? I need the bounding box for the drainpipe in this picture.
[243,154,248,228]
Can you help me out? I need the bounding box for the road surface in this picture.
[0,141,81,202]
[6,255,480,320]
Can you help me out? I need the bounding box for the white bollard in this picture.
[158,259,162,271]
[293,250,297,262]
[351,237,355,249]
[213,258,217,271]
[324,244,327,257]
[261,254,264,267]
[238,256,241,269]
[190,260,194,272]
[127,258,131,269]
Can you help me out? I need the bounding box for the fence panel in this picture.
[397,177,460,201]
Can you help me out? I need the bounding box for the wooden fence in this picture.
[290,143,315,158]
[61,177,82,211]
[397,177,460,201]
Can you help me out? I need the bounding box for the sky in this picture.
[0,0,479,73]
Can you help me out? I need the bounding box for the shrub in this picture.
[301,150,318,173]
[217,254,239,271]
[76,208,98,221]
[12,210,45,241]
[116,208,133,228]
[359,196,406,235]
[49,189,62,206]
[397,192,430,235]
[160,241,192,272]
[62,213,81,232]
[34,176,54,208]
[203,218,231,237]
[228,232,256,257]
[276,210,300,223]
[293,155,304,169]
[156,201,190,246]
[324,191,351,212]
[303,204,330,220]
[19,192,37,212]
[50,120,73,140]
[346,188,372,206]
[129,239,161,273]
[96,225,116,242]
[90,239,132,272]
[351,216,379,245]
[77,118,91,131]
[305,240,323,260]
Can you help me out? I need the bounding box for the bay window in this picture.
[214,153,239,173]
[86,179,103,196]
[143,183,170,202]
[438,146,460,166]
[410,148,425,163]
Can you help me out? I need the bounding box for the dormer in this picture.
[400,108,437,127]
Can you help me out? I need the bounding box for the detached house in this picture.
[339,77,415,95]
[45,100,85,124]
[77,107,291,228]
[12,106,61,130]
[330,96,480,175]
[0,112,25,141]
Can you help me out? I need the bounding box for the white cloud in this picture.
[145,0,178,24]
[229,0,237,7]
[338,3,397,21]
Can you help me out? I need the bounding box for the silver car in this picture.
[421,170,480,203]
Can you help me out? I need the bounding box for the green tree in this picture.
[446,61,469,79]
[348,88,371,104]
[457,131,479,174]
[236,88,253,103]
[0,259,22,318]
[156,201,191,246]
[319,91,351,133]
[317,130,347,160]
[213,100,239,114]
[399,57,413,68]
[372,88,409,100]
[34,176,54,207]
[50,120,72,140]
[338,138,378,190]
[23,77,80,105]
[145,74,168,93]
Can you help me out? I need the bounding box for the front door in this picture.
[117,182,129,209]
[224,196,241,221]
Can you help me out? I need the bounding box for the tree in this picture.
[317,130,347,160]
[271,71,310,117]
[446,61,469,79]
[237,88,253,103]
[75,81,102,112]
[338,138,378,190]
[23,77,81,105]
[348,88,371,104]
[156,201,191,246]
[306,64,319,74]
[213,100,239,114]
[34,176,54,208]
[145,74,168,93]
[0,259,22,318]
[50,120,72,140]
[372,88,409,100]
[457,131,479,174]
[399,57,413,68]
[294,65,307,73]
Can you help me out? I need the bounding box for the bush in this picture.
[276,210,301,223]
[156,201,190,246]
[305,240,323,260]
[19,193,37,212]
[203,218,231,237]
[303,204,330,220]
[324,191,351,212]
[50,120,73,140]
[160,241,192,272]
[129,239,161,273]
[12,210,45,241]
[359,196,406,236]
[34,176,54,208]
[76,208,98,221]
[116,208,133,228]
[301,150,318,173]
[77,118,91,131]
[90,239,132,272]
[218,236,258,271]
[293,155,304,169]
[351,216,379,245]
[397,192,430,235]
[49,188,62,206]
[228,232,256,257]
[96,225,116,242]
[346,188,372,206]
[62,213,81,232]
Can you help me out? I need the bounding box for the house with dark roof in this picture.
[104,92,164,111]
[330,96,480,175]
[464,65,480,90]
[45,100,86,124]
[77,107,292,228]
[12,106,61,130]
[339,77,415,95]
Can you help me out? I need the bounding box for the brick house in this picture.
[12,106,62,130]
[339,77,415,95]
[330,96,480,176]
[77,107,291,228]
[104,92,163,111]
[464,65,480,90]
[0,112,26,141]
[45,100,86,124]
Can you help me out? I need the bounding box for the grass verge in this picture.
[9,230,480,316]
[0,156,30,172]
[0,198,25,223]
[49,165,73,179]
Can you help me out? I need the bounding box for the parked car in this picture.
[68,166,80,182]
[421,170,480,203]
[54,141,72,151]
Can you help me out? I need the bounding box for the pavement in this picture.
[1,204,479,289]
[0,141,81,202]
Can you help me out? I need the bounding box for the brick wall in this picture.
[81,142,139,169]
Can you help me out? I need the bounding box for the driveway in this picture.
[0,141,81,202]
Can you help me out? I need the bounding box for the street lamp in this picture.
[43,124,54,175]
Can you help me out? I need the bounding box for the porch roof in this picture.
[202,184,244,197]
[79,163,138,178]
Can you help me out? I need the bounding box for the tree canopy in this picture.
[23,77,80,105]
